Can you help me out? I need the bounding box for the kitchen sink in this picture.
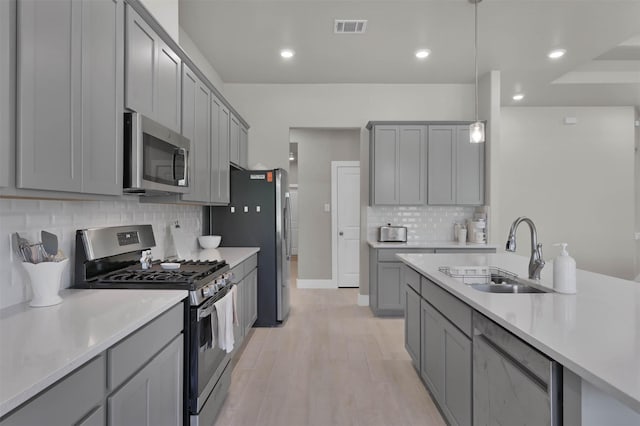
[469,282,551,294]
[438,265,553,294]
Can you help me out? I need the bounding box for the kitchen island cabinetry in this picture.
[16,0,123,195]
[428,125,484,206]
[0,295,186,425]
[125,5,181,133]
[368,124,427,206]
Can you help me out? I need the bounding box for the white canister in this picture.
[457,228,467,244]
[22,259,68,307]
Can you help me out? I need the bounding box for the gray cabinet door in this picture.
[17,0,122,195]
[108,335,183,426]
[229,114,240,166]
[233,276,244,343]
[427,125,456,205]
[246,268,258,330]
[398,126,426,204]
[405,285,421,369]
[181,65,211,203]
[124,5,156,118]
[17,0,81,192]
[377,262,403,311]
[371,126,398,205]
[0,0,14,188]
[421,300,444,396]
[456,126,484,205]
[210,97,230,204]
[80,0,123,195]
[442,317,472,426]
[239,124,248,169]
[156,40,181,133]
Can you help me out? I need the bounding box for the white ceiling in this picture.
[179,0,640,106]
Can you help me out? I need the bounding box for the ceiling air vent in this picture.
[334,20,367,34]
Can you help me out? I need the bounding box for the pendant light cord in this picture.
[474,0,479,122]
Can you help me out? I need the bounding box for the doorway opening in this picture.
[289,128,360,289]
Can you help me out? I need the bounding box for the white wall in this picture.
[139,0,179,41]
[223,83,475,294]
[0,199,202,309]
[500,107,636,280]
[179,28,225,94]
[289,128,360,280]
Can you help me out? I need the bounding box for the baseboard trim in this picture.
[296,279,337,289]
[357,294,369,306]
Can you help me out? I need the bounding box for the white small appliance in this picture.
[467,219,487,243]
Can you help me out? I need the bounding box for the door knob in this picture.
[339,231,344,236]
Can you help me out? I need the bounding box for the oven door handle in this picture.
[198,302,216,319]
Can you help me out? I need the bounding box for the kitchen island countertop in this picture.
[397,252,640,414]
[0,289,187,417]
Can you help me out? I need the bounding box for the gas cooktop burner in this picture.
[97,260,227,286]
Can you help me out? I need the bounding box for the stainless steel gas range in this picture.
[74,225,235,426]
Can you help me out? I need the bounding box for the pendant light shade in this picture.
[469,0,485,144]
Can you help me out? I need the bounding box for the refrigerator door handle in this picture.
[284,194,291,258]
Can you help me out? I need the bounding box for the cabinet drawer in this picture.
[403,265,421,293]
[108,302,184,390]
[1,355,105,426]
[377,248,435,262]
[244,254,258,273]
[421,277,472,337]
[230,263,244,282]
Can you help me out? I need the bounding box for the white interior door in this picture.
[289,187,299,255]
[333,162,360,288]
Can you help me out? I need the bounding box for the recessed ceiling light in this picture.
[415,49,431,59]
[280,49,294,59]
[512,93,525,101]
[548,49,566,59]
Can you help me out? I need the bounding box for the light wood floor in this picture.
[215,258,445,426]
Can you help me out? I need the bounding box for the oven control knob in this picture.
[202,286,212,297]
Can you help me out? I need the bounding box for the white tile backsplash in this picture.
[0,198,202,309]
[368,205,476,242]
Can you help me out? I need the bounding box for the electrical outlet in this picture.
[324,203,330,212]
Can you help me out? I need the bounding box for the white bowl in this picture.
[160,262,181,270]
[198,235,221,249]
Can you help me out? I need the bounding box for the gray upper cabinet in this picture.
[0,0,14,188]
[428,125,484,206]
[369,124,426,206]
[211,96,230,204]
[125,5,181,133]
[17,0,123,195]
[240,124,249,169]
[229,114,240,166]
[181,64,211,203]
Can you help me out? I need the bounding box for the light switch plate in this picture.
[256,206,261,213]
[230,206,235,213]
[244,206,249,213]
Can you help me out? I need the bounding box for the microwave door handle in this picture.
[175,148,188,186]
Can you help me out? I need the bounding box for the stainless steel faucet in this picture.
[505,217,545,280]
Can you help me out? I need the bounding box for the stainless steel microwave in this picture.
[124,112,190,195]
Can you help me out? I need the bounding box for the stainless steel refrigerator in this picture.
[206,169,291,326]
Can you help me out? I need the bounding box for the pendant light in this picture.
[469,0,485,144]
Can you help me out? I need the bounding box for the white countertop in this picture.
[397,252,640,413]
[0,289,187,417]
[368,240,500,249]
[184,247,260,269]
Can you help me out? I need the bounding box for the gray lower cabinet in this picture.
[369,124,427,206]
[1,302,184,426]
[125,5,181,133]
[0,355,106,426]
[108,335,183,426]
[428,125,484,206]
[420,300,472,426]
[231,255,258,347]
[17,0,123,195]
[181,64,211,203]
[404,284,421,368]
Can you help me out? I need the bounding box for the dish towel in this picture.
[231,285,239,326]
[214,292,235,353]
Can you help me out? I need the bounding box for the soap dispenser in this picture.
[553,243,576,294]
